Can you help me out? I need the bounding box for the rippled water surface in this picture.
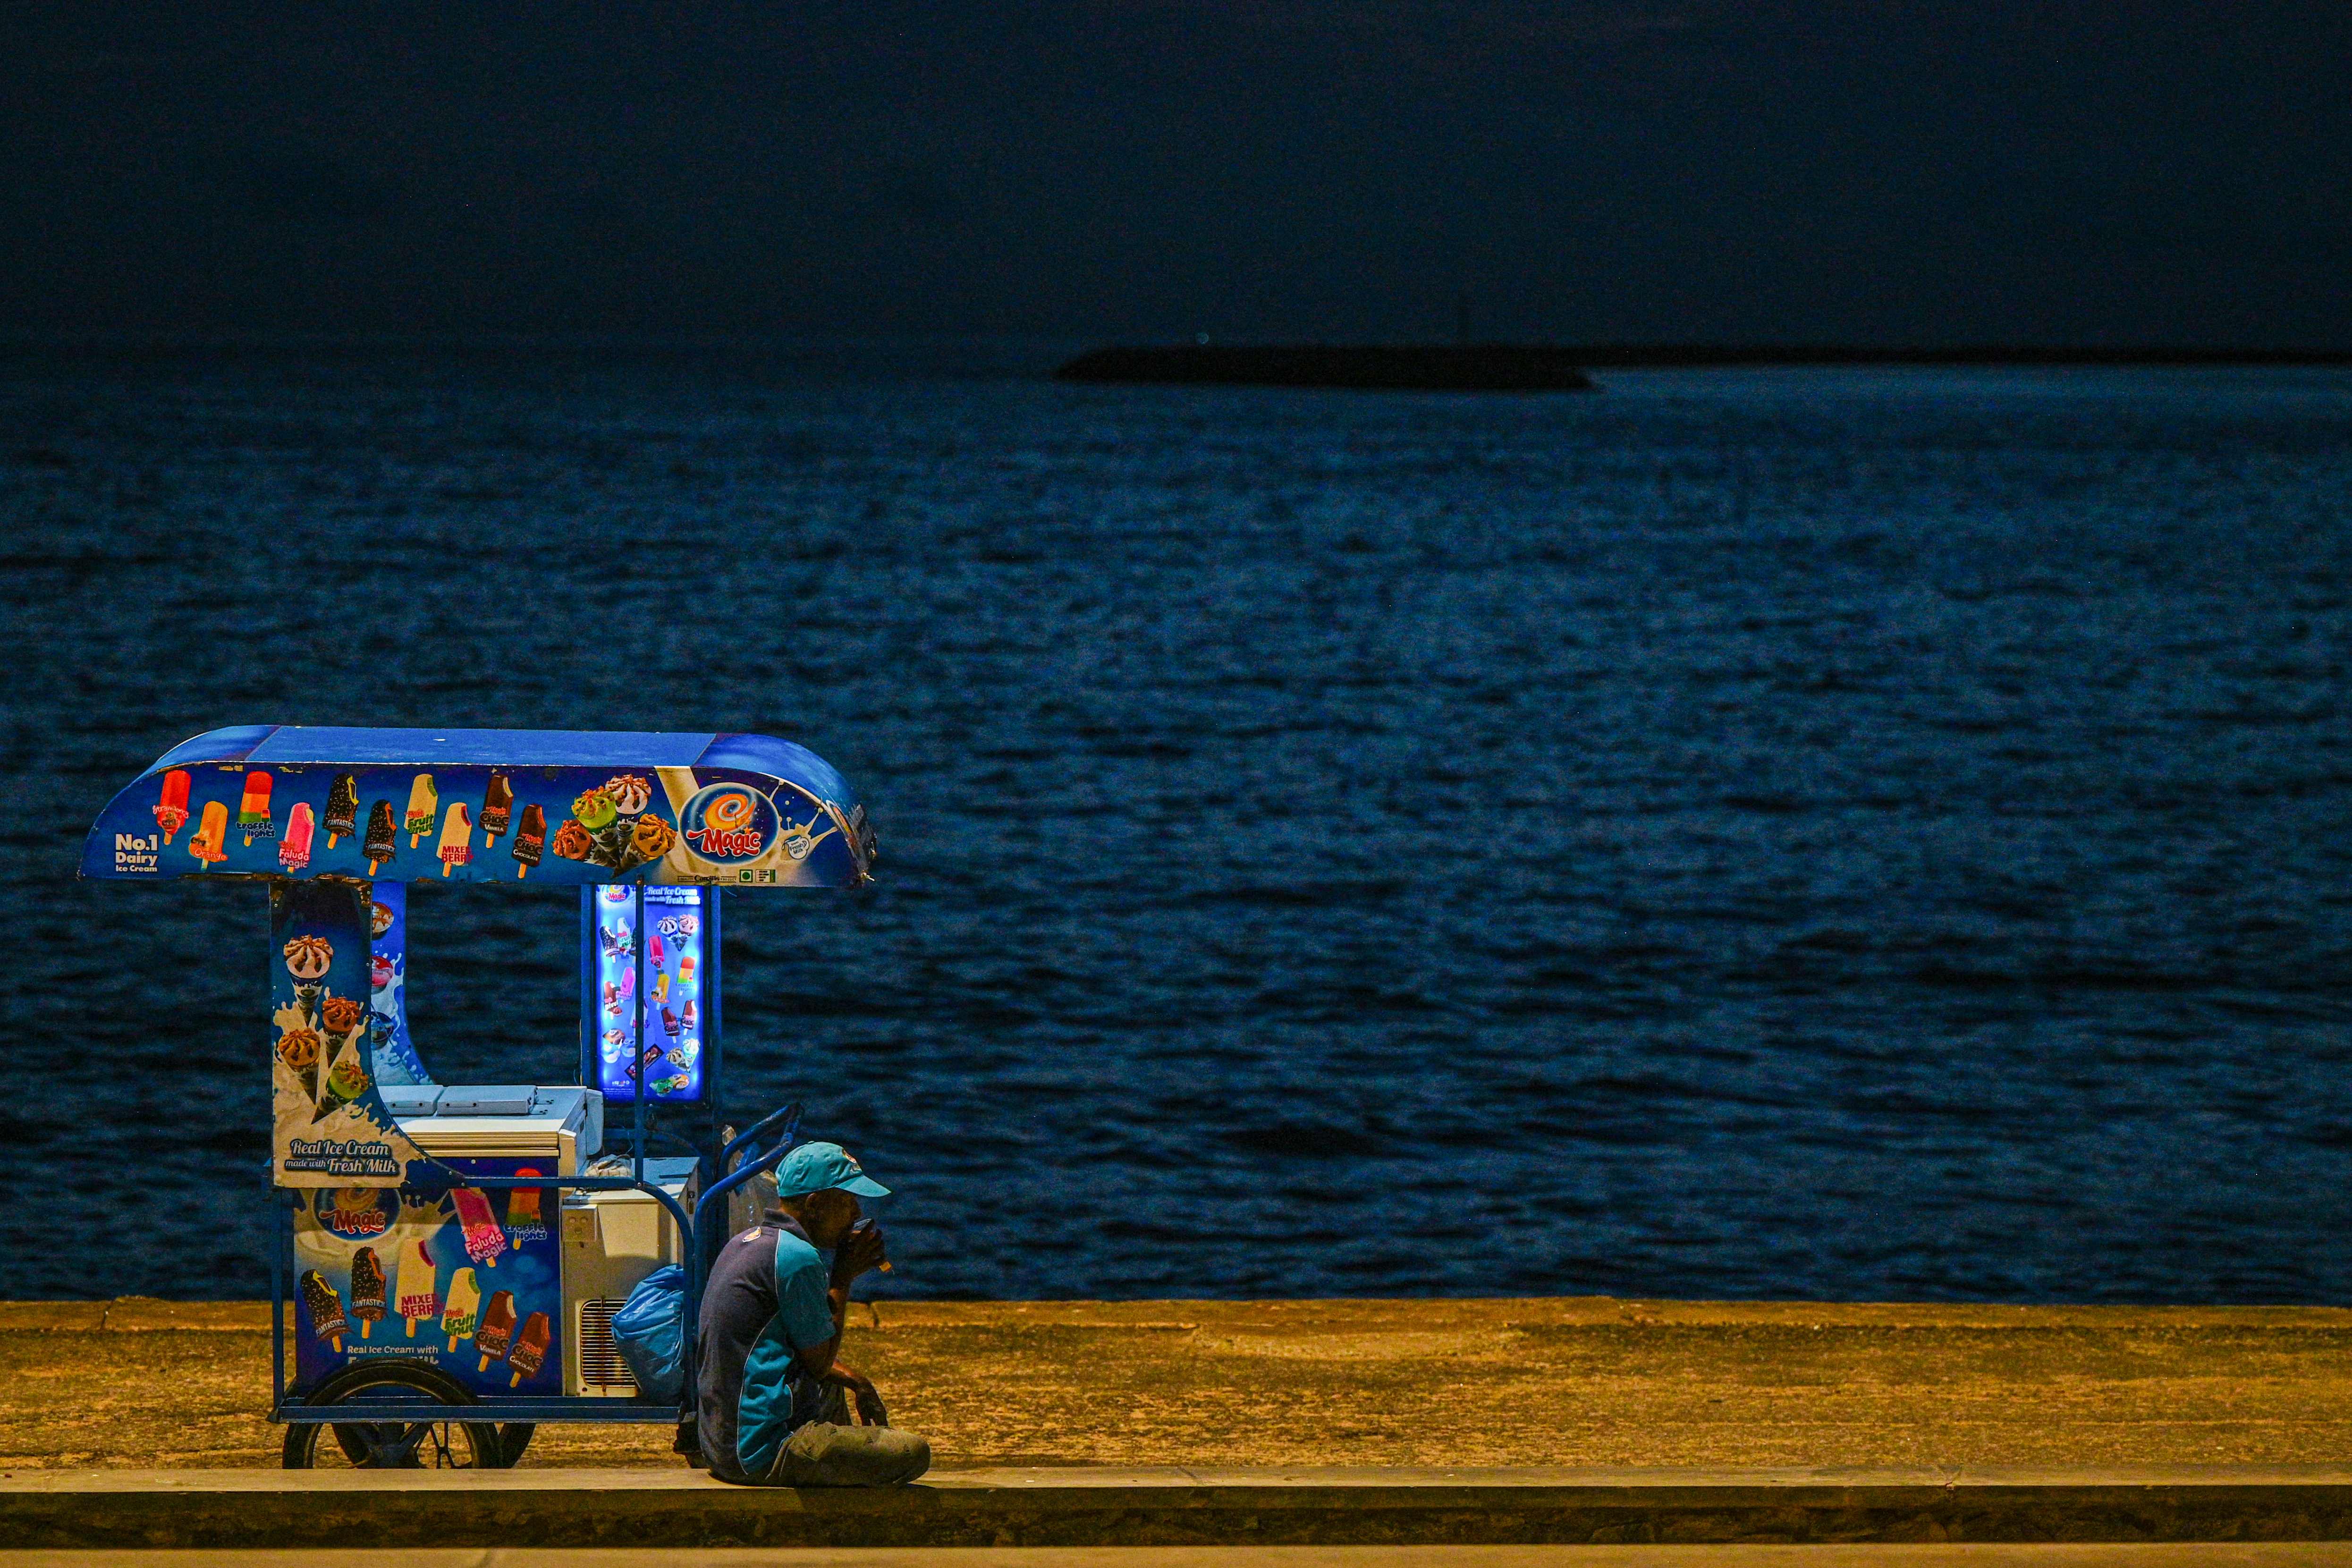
[3,344,2349,1303]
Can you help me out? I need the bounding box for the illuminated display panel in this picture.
[586,884,706,1103]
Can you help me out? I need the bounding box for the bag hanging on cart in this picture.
[613,1265,688,1403]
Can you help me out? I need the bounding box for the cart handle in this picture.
[721,1102,802,1172]
[682,1127,804,1389]
[694,1129,798,1243]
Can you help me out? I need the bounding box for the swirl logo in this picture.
[678,782,776,864]
[316,1186,391,1239]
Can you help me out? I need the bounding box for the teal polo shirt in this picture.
[695,1215,837,1482]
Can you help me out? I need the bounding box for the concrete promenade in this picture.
[8,1297,2352,1551]
[8,1296,2352,1472]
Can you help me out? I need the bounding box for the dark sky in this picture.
[5,2,2347,343]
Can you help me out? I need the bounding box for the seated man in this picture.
[696,1141,931,1486]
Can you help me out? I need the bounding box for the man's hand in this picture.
[830,1218,888,1285]
[820,1360,888,1425]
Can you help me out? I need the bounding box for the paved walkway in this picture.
[8,1297,2352,1472]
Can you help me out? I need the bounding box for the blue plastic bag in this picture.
[612,1265,687,1403]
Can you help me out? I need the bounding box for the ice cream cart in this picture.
[81,727,877,1467]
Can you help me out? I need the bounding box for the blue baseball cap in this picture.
[773,1140,890,1200]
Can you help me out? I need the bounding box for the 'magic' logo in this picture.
[678,783,776,863]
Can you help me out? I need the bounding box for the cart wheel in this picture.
[496,1422,535,1466]
[281,1361,508,1469]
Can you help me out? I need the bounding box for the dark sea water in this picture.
[3,342,2350,1305]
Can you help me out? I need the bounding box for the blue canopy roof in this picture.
[83,726,874,889]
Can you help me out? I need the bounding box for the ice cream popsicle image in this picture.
[507,1171,545,1237]
[349,1246,387,1339]
[650,932,665,966]
[405,774,438,847]
[437,801,473,877]
[618,966,635,1001]
[312,1035,370,1121]
[324,773,359,847]
[392,1233,439,1337]
[190,801,229,866]
[364,800,398,874]
[654,972,669,1003]
[278,802,316,873]
[660,1004,680,1038]
[507,1311,550,1387]
[450,1187,506,1266]
[480,771,514,841]
[153,769,191,842]
[679,952,695,984]
[238,770,273,845]
[475,1290,517,1370]
[299,1270,347,1352]
[512,803,546,878]
[441,1267,481,1347]
[681,999,697,1033]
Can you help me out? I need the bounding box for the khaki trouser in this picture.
[763,1385,931,1487]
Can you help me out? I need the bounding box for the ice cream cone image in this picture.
[311,1035,369,1122]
